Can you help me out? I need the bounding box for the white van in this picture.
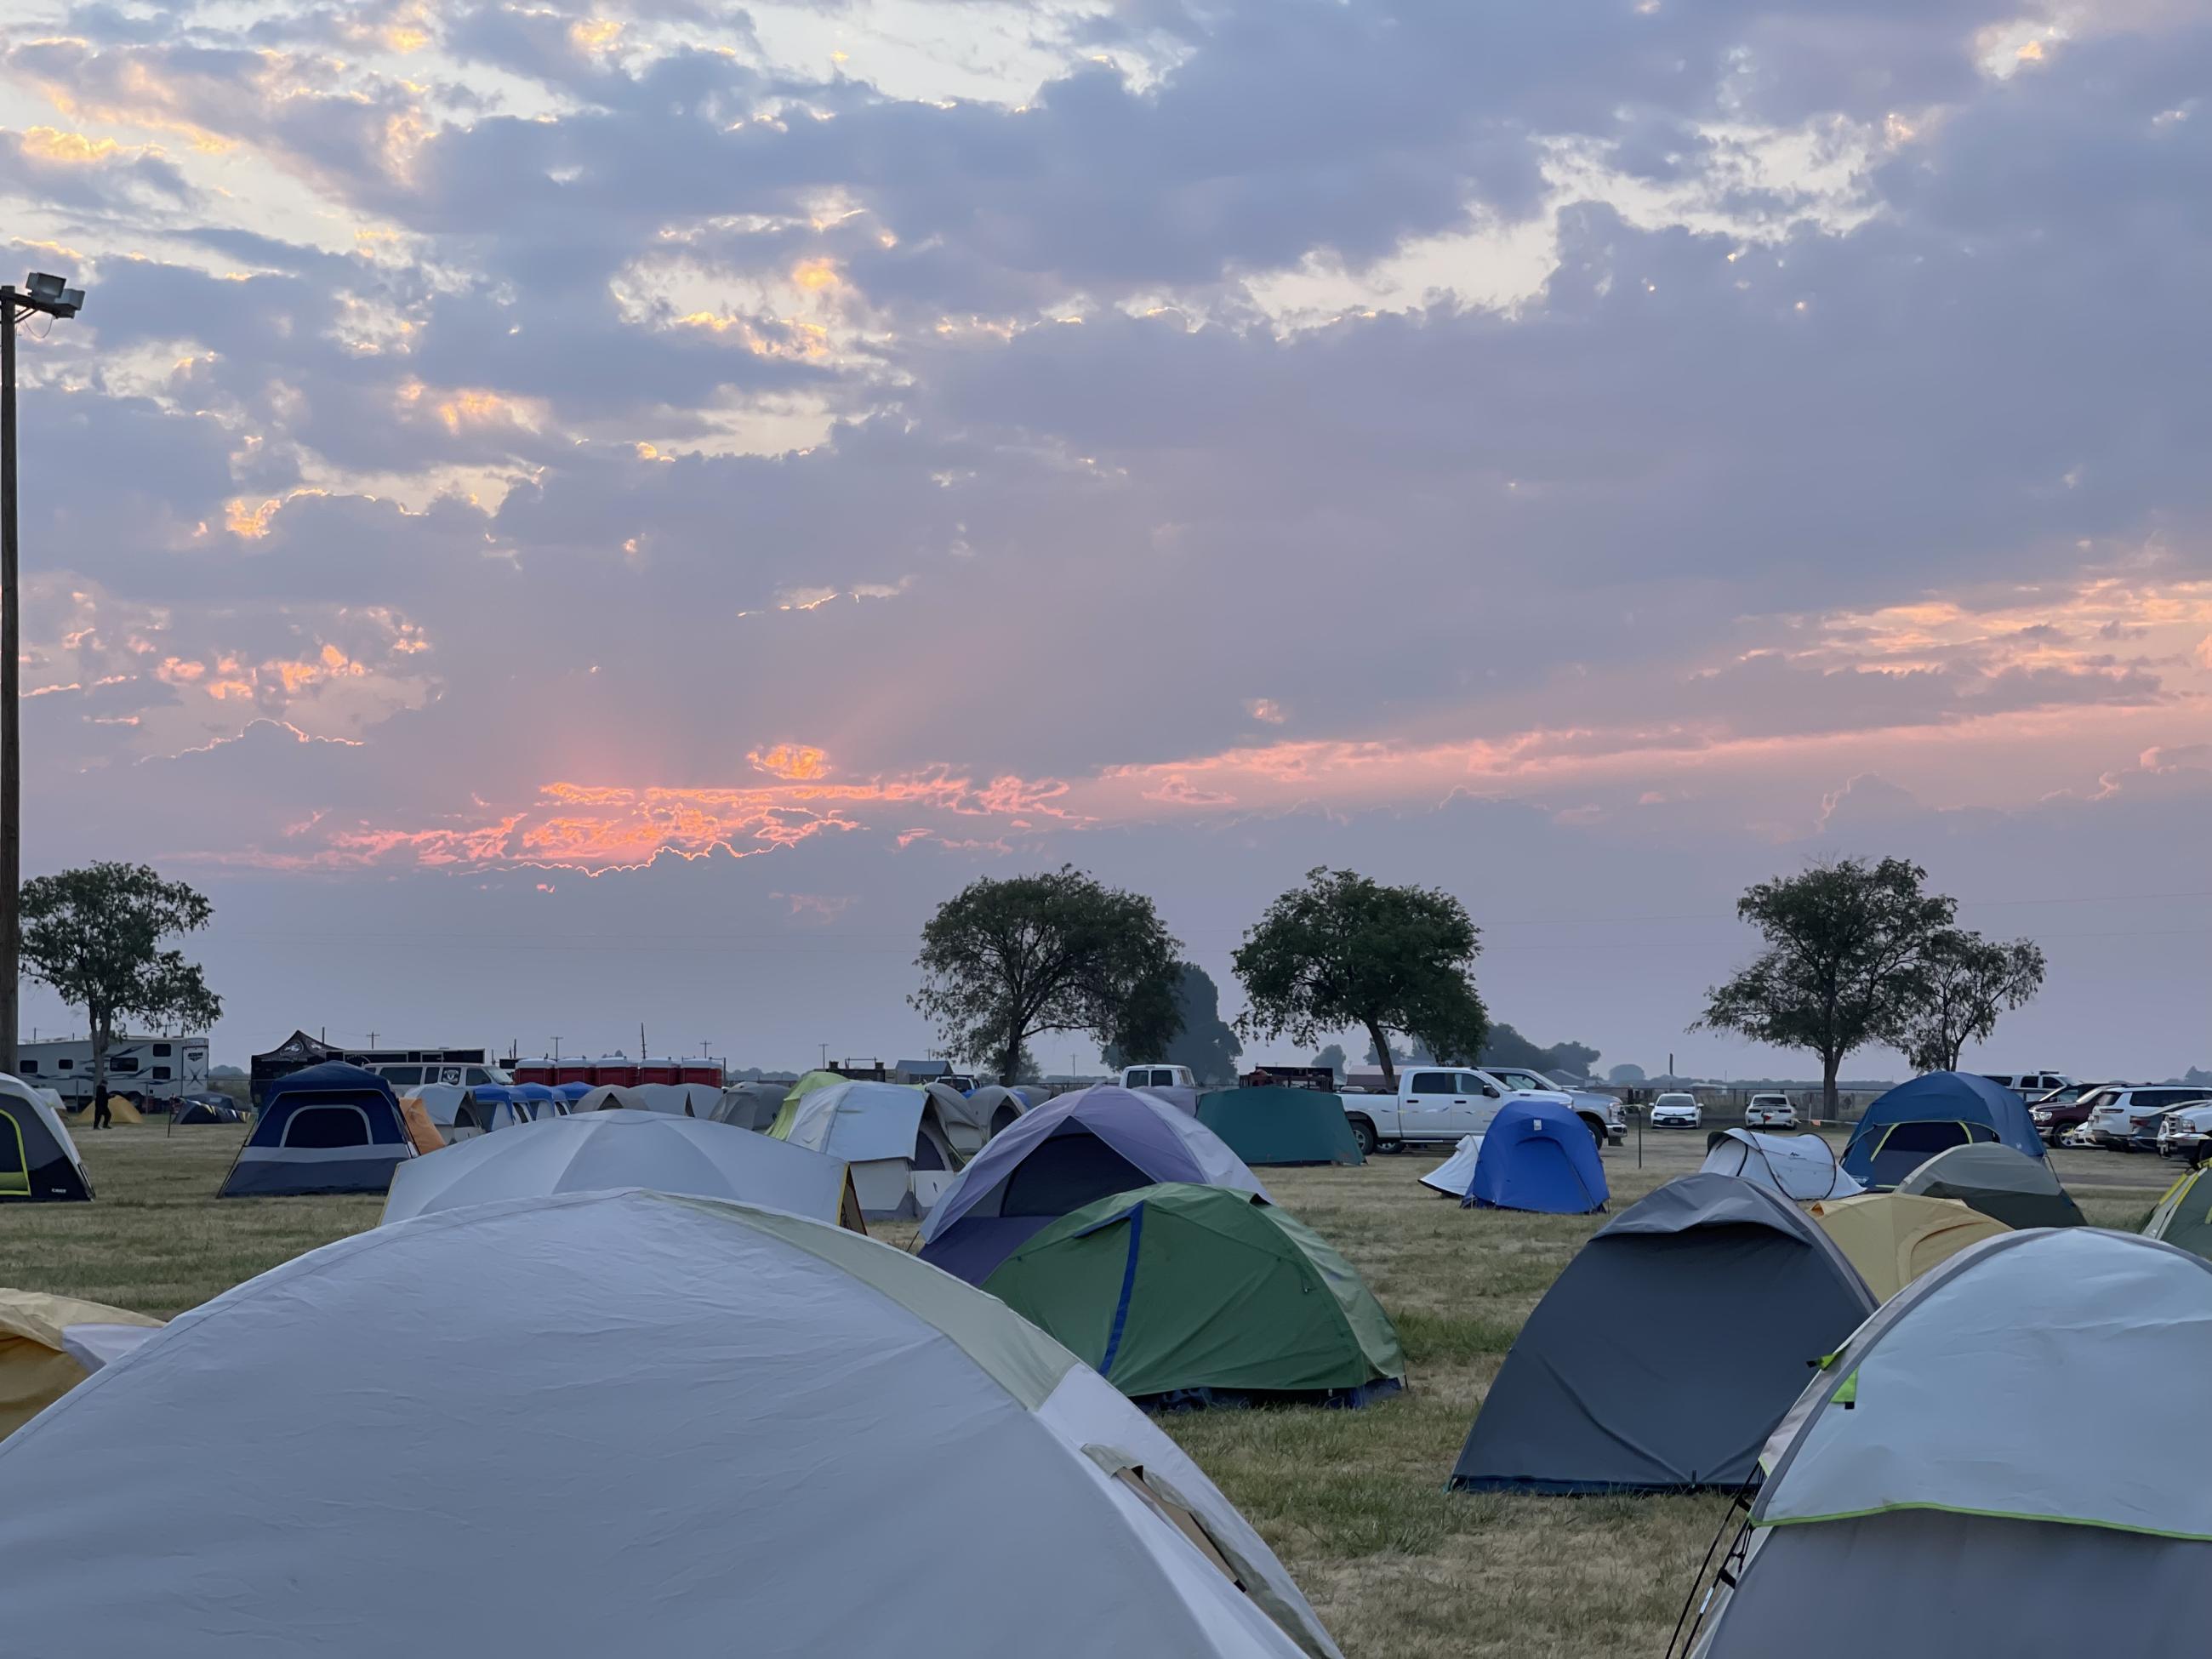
[1119,1064,1196,1092]
[1981,1071,2075,1099]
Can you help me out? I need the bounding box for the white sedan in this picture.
[1744,1093,1799,1128]
[1648,1093,1702,1129]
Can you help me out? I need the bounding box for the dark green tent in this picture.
[1894,1141,2085,1230]
[1193,1086,1364,1167]
[983,1183,1404,1407]
[2146,1167,2212,1260]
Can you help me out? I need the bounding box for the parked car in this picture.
[2027,1082,2109,1147]
[1648,1092,1702,1129]
[2130,1104,2207,1155]
[1476,1066,1628,1145]
[1339,1068,1573,1156]
[2081,1086,2212,1151]
[1743,1093,1798,1129]
[2157,1103,2212,1162]
[1981,1071,2077,1100]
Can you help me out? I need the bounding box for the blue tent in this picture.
[1462,1099,1608,1214]
[219,1063,413,1198]
[1841,1071,2044,1189]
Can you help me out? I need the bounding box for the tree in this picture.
[1312,1042,1348,1081]
[1365,1034,1434,1067]
[911,867,1182,1086]
[1233,868,1488,1091]
[1607,1063,1646,1086]
[1887,930,2047,1073]
[1479,1021,1600,1079]
[19,863,223,1113]
[1695,856,1954,1118]
[1106,962,1242,1085]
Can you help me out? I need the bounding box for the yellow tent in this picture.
[100,1096,145,1126]
[398,1097,447,1154]
[767,1069,850,1141]
[0,1289,163,1440]
[1810,1193,2009,1302]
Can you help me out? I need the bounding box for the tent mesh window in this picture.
[282,1106,373,1149]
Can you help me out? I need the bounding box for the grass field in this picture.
[0,1123,2175,1658]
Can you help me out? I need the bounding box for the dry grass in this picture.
[0,1123,2177,1657]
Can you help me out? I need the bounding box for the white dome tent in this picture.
[1698,1129,1861,1201]
[773,1080,963,1219]
[380,1110,864,1231]
[1678,1229,2212,1658]
[0,1190,1341,1659]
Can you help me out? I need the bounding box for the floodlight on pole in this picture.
[2,269,88,1076]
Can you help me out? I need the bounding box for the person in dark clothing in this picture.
[92,1094,112,1131]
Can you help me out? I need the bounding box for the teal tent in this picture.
[1194,1086,1365,1167]
[984,1183,1404,1408]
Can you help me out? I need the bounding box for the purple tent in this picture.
[915,1086,1266,1284]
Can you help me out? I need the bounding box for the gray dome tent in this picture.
[1679,1229,2212,1659]
[1451,1174,1875,1494]
[1893,1141,2084,1230]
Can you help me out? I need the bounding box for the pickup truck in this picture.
[1477,1066,1629,1145]
[1341,1068,1606,1156]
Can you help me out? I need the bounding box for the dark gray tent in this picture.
[1893,1141,2084,1230]
[1450,1173,1876,1495]
[708,1082,787,1133]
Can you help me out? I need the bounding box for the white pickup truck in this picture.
[1342,1068,1612,1156]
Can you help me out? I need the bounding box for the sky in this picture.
[1,0,2207,1079]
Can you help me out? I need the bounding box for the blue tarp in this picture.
[1462,1099,1608,1215]
[1841,1071,2044,1187]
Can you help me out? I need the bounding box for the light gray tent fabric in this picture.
[1698,1130,1861,1201]
[968,1085,1031,1136]
[379,1110,853,1227]
[0,1190,1339,1659]
[575,1085,656,1115]
[1451,1174,1876,1494]
[1892,1140,2084,1229]
[1695,1509,2210,1659]
[710,1081,789,1132]
[1418,1136,1481,1195]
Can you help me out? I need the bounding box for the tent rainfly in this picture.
[1699,1129,1861,1201]
[709,1081,789,1133]
[770,1080,959,1220]
[1680,1229,2212,1659]
[1840,1071,2044,1189]
[0,1075,91,1203]
[1451,1174,1875,1494]
[1418,1136,1482,1197]
[916,1086,1266,1285]
[966,1085,1031,1137]
[217,1063,414,1198]
[1893,1141,2086,1230]
[2145,1168,2212,1261]
[0,1288,162,1440]
[1194,1088,1365,1168]
[1461,1099,1607,1214]
[381,1109,864,1232]
[0,1189,1343,1659]
[1807,1193,2010,1302]
[983,1183,1403,1407]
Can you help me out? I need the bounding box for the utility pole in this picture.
[0,273,84,1078]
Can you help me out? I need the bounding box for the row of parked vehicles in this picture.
[2020,1079,2212,1157]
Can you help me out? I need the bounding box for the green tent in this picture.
[1194,1086,1364,1167]
[765,1069,852,1141]
[983,1183,1405,1407]
[2146,1167,2212,1260]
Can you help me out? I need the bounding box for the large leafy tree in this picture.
[1479,1022,1600,1079]
[1887,930,2047,1074]
[911,867,1183,1086]
[1233,868,1488,1090]
[1695,856,1954,1117]
[1103,962,1243,1085]
[20,863,224,1109]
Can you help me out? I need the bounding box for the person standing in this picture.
[92,1092,111,1131]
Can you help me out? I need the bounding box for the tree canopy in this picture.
[1887,930,2047,1074]
[1233,868,1488,1090]
[1105,962,1243,1085]
[911,867,1183,1086]
[1479,1022,1600,1079]
[20,863,223,1105]
[1695,856,1954,1115]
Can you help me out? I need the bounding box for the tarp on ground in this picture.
[0,1074,92,1203]
[984,1183,1401,1406]
[917,1086,1266,1286]
[1194,1088,1364,1167]
[217,1063,413,1198]
[0,1189,1343,1659]
[1687,1229,2212,1659]
[2146,1168,2212,1260]
[1450,1174,1875,1494]
[1700,1129,1861,1201]
[1841,1071,2044,1188]
[1807,1193,2010,1302]
[0,1288,162,1440]
[1894,1140,2086,1230]
[382,1109,863,1231]
[1462,1098,1607,1213]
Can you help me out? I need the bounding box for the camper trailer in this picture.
[14,1035,209,1108]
